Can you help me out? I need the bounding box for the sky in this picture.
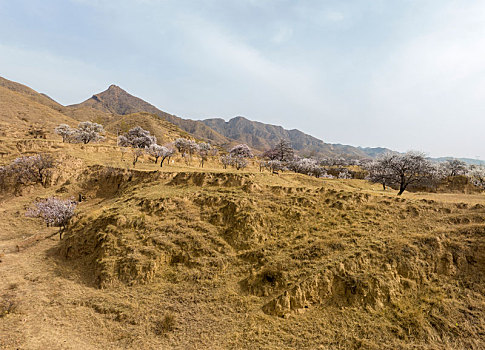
[1,0,484,159]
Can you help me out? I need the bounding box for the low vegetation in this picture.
[1,119,484,349]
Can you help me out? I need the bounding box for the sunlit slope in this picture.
[54,167,485,349]
[0,86,78,139]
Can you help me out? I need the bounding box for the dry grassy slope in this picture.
[103,112,193,145]
[0,86,79,139]
[0,81,205,157]
[55,169,485,349]
[0,77,64,113]
[0,77,484,349]
[1,138,483,350]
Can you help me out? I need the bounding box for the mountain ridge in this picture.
[3,76,481,162]
[72,84,392,158]
[69,85,231,146]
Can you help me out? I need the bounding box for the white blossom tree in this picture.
[229,144,253,159]
[72,121,105,144]
[228,144,253,170]
[468,165,485,189]
[54,124,74,142]
[159,146,175,168]
[197,142,212,168]
[26,197,77,239]
[287,158,324,177]
[220,154,233,169]
[267,160,285,174]
[118,126,157,149]
[367,151,435,195]
[148,144,164,164]
[174,138,199,164]
[363,158,394,190]
[6,154,55,186]
[442,159,468,177]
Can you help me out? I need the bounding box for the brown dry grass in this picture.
[0,140,484,349]
[0,82,484,349]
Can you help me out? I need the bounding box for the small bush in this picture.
[153,312,176,335]
[0,295,19,318]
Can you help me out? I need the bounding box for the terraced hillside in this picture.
[0,137,484,349]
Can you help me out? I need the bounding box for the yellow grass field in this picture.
[1,135,484,349]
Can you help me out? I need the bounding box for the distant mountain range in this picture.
[1,76,483,163]
[71,84,391,158]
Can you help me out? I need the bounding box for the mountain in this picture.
[432,157,485,166]
[0,77,411,159]
[69,85,230,145]
[70,85,391,158]
[202,116,391,158]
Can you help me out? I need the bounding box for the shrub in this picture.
[153,313,176,335]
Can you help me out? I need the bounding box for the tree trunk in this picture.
[382,182,386,191]
[397,183,406,195]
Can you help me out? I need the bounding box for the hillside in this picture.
[0,77,484,348]
[0,85,77,140]
[202,116,392,158]
[0,78,197,150]
[69,83,391,158]
[0,77,64,113]
[69,85,231,146]
[0,140,484,348]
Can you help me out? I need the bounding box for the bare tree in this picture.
[132,148,145,167]
[261,148,279,161]
[28,126,47,139]
[26,197,77,239]
[234,156,248,170]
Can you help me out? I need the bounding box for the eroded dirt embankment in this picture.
[3,164,484,349]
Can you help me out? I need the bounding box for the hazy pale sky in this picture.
[1,0,484,159]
